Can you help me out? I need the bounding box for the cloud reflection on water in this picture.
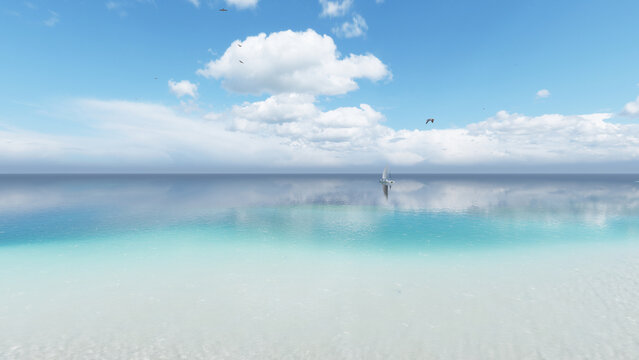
[1,175,638,238]
[1,174,638,209]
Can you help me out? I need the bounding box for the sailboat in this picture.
[379,167,395,199]
[379,167,395,186]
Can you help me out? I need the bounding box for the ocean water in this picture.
[1,174,639,359]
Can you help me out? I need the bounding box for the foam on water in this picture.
[1,174,639,359]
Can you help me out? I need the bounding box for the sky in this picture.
[1,0,639,173]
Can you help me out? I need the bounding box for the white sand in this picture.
[2,240,639,359]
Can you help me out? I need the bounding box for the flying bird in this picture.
[237,44,242,47]
[219,8,228,11]
[238,60,244,64]
[426,118,435,125]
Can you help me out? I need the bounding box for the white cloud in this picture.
[225,0,259,9]
[536,89,550,98]
[2,96,639,172]
[460,111,638,163]
[197,29,391,96]
[105,1,128,16]
[223,99,639,167]
[227,94,390,152]
[621,95,639,117]
[43,10,59,27]
[333,14,368,38]
[168,80,198,98]
[319,0,352,17]
[187,0,200,7]
[0,99,360,170]
[104,0,159,15]
[106,1,119,10]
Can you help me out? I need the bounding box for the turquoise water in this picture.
[2,175,639,359]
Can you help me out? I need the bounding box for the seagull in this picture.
[219,8,228,11]
[426,118,435,125]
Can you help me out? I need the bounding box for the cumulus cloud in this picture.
[226,0,259,9]
[197,29,390,95]
[43,10,59,27]
[621,96,639,117]
[319,0,352,17]
[333,14,368,38]
[187,0,200,7]
[228,94,390,152]
[536,89,550,98]
[168,80,198,98]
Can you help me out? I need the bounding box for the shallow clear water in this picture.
[1,174,639,359]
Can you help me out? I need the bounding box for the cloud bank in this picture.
[2,98,639,172]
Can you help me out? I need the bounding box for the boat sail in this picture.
[379,167,395,199]
[379,167,395,186]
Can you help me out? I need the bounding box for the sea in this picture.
[1,174,639,359]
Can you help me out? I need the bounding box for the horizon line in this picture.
[1,172,638,176]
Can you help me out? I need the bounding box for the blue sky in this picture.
[1,0,639,172]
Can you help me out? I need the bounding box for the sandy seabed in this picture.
[2,238,639,360]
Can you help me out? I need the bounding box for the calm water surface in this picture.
[1,174,639,359]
